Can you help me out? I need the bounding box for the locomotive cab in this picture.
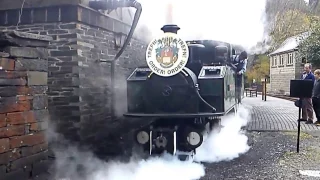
[124,24,241,160]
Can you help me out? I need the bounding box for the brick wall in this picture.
[0,31,51,180]
[0,5,148,157]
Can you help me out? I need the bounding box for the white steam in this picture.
[136,0,267,50]
[91,155,205,180]
[194,105,251,163]
[51,105,251,180]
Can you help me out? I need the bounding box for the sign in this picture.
[145,32,189,77]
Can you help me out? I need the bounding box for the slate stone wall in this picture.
[0,31,51,180]
[0,5,148,157]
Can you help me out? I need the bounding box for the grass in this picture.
[280,131,320,164]
[284,131,313,140]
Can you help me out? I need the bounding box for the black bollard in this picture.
[289,79,314,153]
[297,98,302,153]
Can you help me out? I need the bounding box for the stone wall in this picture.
[269,51,302,94]
[0,31,51,180]
[0,0,90,10]
[266,83,271,93]
[294,52,304,79]
[0,4,148,157]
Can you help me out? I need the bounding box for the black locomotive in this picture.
[124,24,244,160]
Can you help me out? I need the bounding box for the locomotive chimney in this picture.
[161,24,180,34]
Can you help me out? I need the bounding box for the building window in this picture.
[272,56,277,66]
[287,53,293,65]
[302,57,307,64]
[279,55,284,65]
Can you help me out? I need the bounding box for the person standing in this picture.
[301,63,315,124]
[232,51,248,104]
[312,69,320,126]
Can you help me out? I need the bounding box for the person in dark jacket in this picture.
[232,51,248,104]
[312,69,320,126]
[301,63,315,124]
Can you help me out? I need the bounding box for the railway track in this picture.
[266,94,299,102]
[254,91,298,102]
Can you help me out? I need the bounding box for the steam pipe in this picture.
[89,0,142,119]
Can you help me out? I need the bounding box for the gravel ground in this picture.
[201,131,320,180]
[277,131,320,180]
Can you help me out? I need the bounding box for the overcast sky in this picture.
[137,0,267,50]
[137,0,312,50]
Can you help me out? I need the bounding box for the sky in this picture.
[136,0,267,50]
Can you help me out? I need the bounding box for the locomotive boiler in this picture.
[124,24,243,160]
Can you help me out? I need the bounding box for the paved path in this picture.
[243,95,320,131]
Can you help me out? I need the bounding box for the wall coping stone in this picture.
[0,0,89,10]
[0,4,132,35]
[0,30,52,47]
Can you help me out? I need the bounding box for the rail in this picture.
[249,91,299,102]
[266,94,299,102]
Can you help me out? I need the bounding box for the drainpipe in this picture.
[89,0,142,119]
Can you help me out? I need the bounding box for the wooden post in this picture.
[261,78,265,101]
[264,77,267,101]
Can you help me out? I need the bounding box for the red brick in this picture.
[10,148,21,161]
[0,152,11,165]
[10,132,46,148]
[17,86,30,95]
[0,71,27,79]
[29,121,47,132]
[0,101,31,114]
[16,95,33,101]
[0,86,46,97]
[11,150,48,171]
[0,149,21,165]
[30,123,38,131]
[0,114,6,128]
[0,125,25,138]
[21,143,48,157]
[0,58,15,70]
[0,138,9,153]
[0,86,29,97]
[7,111,36,125]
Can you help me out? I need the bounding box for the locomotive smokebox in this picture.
[161,24,180,34]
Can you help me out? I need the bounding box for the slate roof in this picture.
[269,32,310,56]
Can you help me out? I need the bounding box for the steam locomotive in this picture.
[123,24,244,160]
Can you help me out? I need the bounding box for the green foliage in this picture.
[246,55,270,84]
[269,9,311,50]
[297,16,320,66]
[265,0,311,50]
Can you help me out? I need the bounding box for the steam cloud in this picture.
[49,105,251,180]
[136,0,267,52]
[194,105,251,163]
[48,1,256,178]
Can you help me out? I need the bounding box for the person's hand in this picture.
[237,72,241,75]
